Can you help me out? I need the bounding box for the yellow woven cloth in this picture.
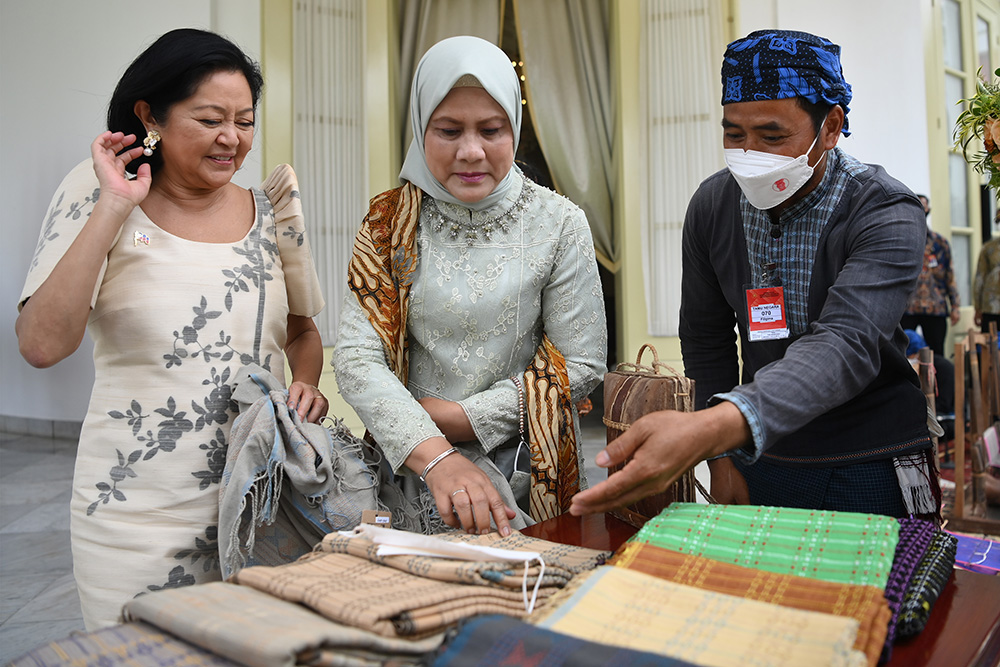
[611,542,890,667]
[534,566,867,667]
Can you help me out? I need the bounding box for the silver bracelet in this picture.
[419,447,458,482]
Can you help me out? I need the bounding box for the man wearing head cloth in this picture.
[572,30,936,519]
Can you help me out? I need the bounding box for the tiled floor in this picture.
[0,412,637,664]
[0,430,83,665]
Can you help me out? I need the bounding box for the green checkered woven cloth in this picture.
[630,503,899,588]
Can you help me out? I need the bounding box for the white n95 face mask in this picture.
[724,125,826,210]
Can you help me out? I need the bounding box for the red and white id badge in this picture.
[746,287,790,341]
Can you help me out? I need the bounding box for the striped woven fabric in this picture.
[610,542,889,666]
[8,622,238,667]
[318,529,608,589]
[895,530,957,639]
[880,516,938,660]
[534,566,866,667]
[630,503,899,587]
[235,550,547,638]
[234,531,607,638]
[122,581,443,667]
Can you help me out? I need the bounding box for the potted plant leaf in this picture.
[954,67,1000,196]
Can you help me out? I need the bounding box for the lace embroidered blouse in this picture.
[333,170,607,473]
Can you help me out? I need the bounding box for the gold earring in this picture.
[142,130,161,156]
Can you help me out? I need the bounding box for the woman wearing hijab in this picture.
[333,36,607,537]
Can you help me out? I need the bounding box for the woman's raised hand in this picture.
[90,131,152,216]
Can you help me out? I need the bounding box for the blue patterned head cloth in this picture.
[722,30,852,136]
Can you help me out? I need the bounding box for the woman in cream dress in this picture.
[16,29,327,630]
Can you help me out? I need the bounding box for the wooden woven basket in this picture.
[603,344,696,528]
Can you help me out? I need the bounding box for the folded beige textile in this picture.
[318,528,609,588]
[534,566,867,667]
[233,530,608,638]
[234,549,557,638]
[123,581,443,667]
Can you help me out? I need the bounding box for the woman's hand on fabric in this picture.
[707,456,750,505]
[287,381,329,423]
[90,131,151,216]
[418,397,475,443]
[409,439,515,536]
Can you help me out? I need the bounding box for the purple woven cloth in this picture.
[881,517,938,662]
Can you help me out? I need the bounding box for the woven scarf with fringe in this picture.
[346,185,579,522]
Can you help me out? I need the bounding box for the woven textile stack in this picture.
[516,504,955,667]
[12,504,958,666]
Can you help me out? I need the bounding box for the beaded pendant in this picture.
[425,185,536,245]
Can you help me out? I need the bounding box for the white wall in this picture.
[0,0,260,423]
[736,0,931,195]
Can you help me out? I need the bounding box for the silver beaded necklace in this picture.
[424,183,535,246]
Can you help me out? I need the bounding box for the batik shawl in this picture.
[346,184,578,521]
[534,566,866,667]
[631,503,899,587]
[610,542,889,666]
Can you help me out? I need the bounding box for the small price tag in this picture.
[361,510,392,527]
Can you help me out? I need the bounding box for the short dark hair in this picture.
[107,28,264,175]
[796,97,835,135]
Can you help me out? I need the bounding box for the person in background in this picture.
[571,29,936,520]
[973,211,1000,334]
[333,36,607,538]
[901,194,961,357]
[15,29,327,629]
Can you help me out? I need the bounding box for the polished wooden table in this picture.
[523,512,1000,667]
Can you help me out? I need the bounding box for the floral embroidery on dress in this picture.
[282,224,305,247]
[94,397,195,515]
[95,191,278,526]
[174,525,219,573]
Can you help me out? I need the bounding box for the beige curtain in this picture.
[641,0,727,336]
[397,0,503,159]
[513,0,616,267]
[293,0,367,344]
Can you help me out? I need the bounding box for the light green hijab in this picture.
[399,35,522,212]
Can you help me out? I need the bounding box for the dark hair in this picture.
[795,97,835,135]
[107,28,264,175]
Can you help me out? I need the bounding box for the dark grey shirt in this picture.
[680,148,929,464]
